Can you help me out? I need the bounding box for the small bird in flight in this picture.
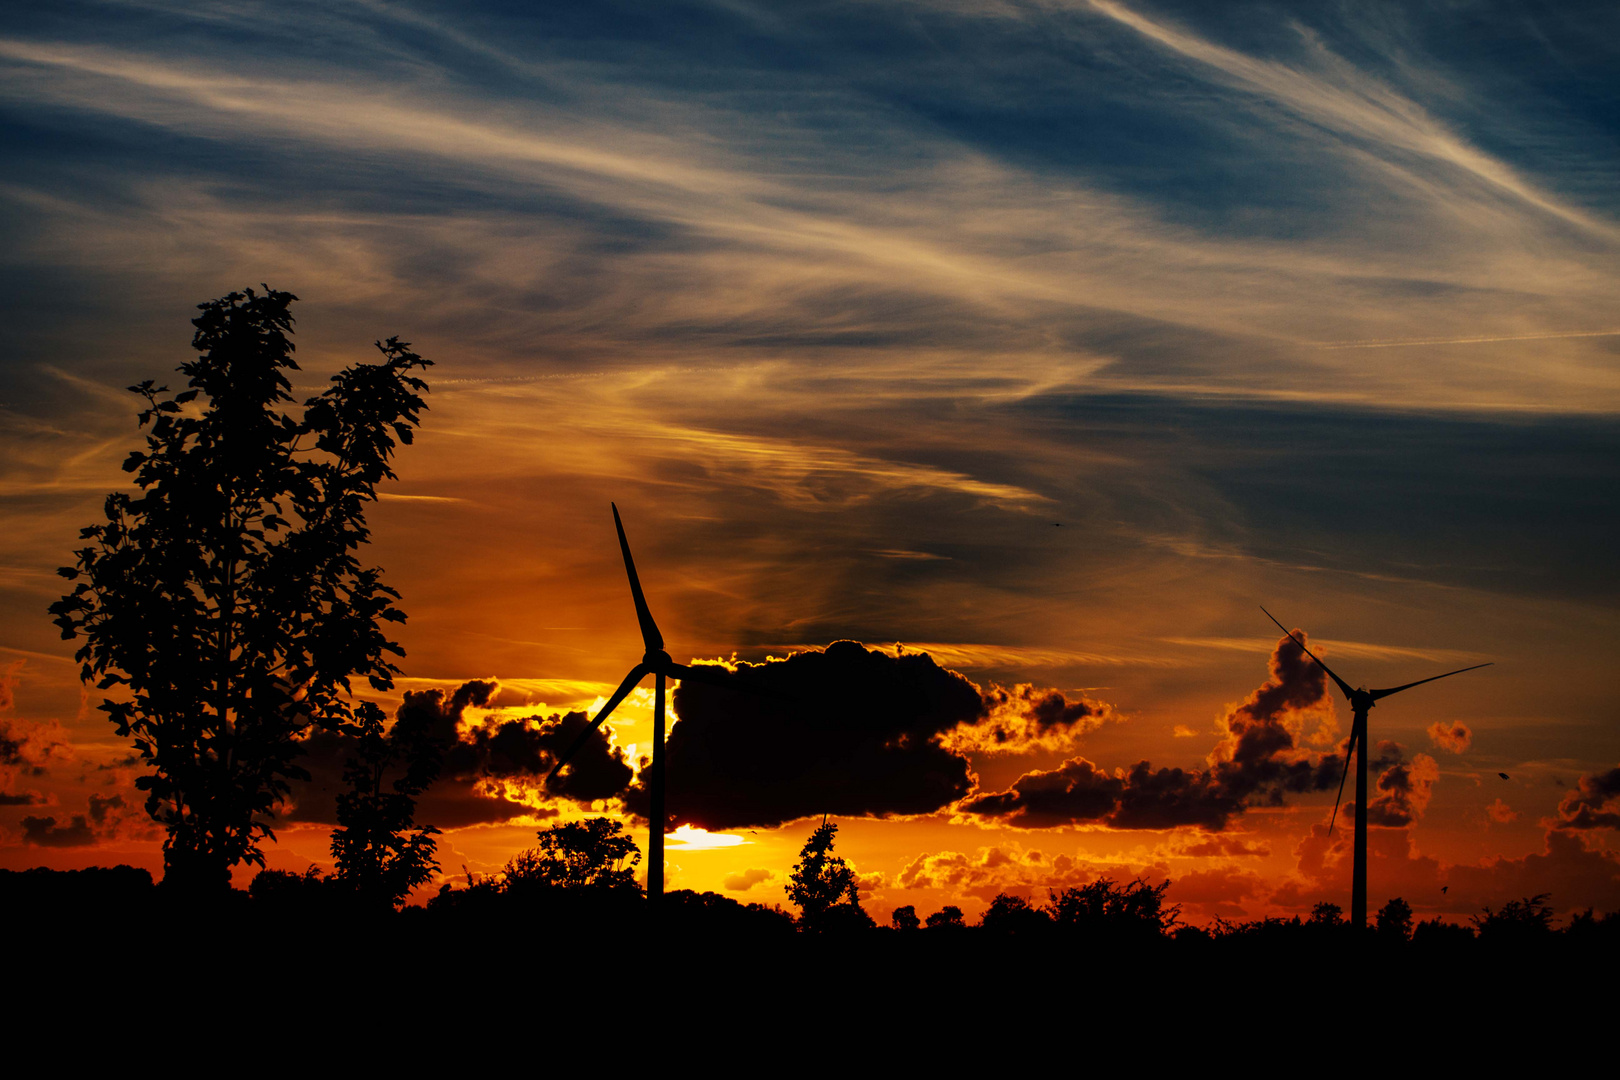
[1499,772,1510,780]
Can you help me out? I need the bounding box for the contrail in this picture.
[1311,329,1620,350]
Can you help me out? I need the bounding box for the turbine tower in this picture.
[1260,607,1489,930]
[547,504,760,909]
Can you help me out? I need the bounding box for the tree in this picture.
[329,700,445,909]
[1048,877,1177,938]
[1471,893,1554,944]
[1308,901,1344,926]
[50,287,431,891]
[1375,896,1413,943]
[981,892,1053,934]
[788,819,872,932]
[924,905,965,930]
[891,904,920,931]
[501,818,643,893]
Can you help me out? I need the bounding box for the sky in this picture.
[2,0,1618,926]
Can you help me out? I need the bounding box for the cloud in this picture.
[1362,743,1440,828]
[1427,720,1472,754]
[0,660,18,712]
[20,814,96,847]
[1167,865,1267,920]
[625,641,1126,829]
[961,631,1340,831]
[1552,765,1620,831]
[1444,830,1620,917]
[86,792,124,825]
[942,682,1119,755]
[896,843,1101,903]
[721,868,774,892]
[283,679,632,829]
[1085,0,1611,235]
[0,715,69,770]
[1487,798,1517,824]
[1,708,70,804]
[629,641,983,830]
[1173,835,1271,859]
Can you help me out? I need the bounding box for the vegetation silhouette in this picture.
[49,287,431,892]
[329,698,446,909]
[788,818,875,932]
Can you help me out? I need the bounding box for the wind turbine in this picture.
[547,504,763,910]
[1260,607,1490,930]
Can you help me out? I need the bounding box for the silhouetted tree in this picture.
[788,819,872,932]
[329,700,445,908]
[1472,894,1554,944]
[1049,877,1177,938]
[981,892,1053,934]
[1308,901,1344,926]
[924,905,965,930]
[502,817,642,893]
[50,287,431,891]
[1375,896,1413,943]
[1412,916,1474,949]
[891,904,920,931]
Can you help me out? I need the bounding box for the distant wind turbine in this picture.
[1260,607,1490,931]
[547,504,771,909]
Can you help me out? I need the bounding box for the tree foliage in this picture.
[329,700,445,908]
[1375,896,1413,942]
[1472,893,1555,943]
[1049,877,1178,937]
[788,819,872,932]
[49,287,431,890]
[501,818,643,893]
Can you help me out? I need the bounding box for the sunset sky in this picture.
[3,0,1618,925]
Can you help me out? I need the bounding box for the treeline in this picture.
[7,863,1614,953]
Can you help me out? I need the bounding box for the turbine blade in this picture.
[1260,606,1356,701]
[546,664,648,783]
[613,503,663,654]
[1327,719,1359,838]
[1368,662,1492,700]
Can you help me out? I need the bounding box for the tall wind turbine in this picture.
[1260,607,1490,930]
[547,504,758,909]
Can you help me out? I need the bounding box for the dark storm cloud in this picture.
[283,679,630,829]
[86,792,123,825]
[626,641,985,830]
[963,632,1340,831]
[21,814,95,847]
[1554,765,1620,831]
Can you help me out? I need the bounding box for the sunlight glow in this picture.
[665,825,749,851]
